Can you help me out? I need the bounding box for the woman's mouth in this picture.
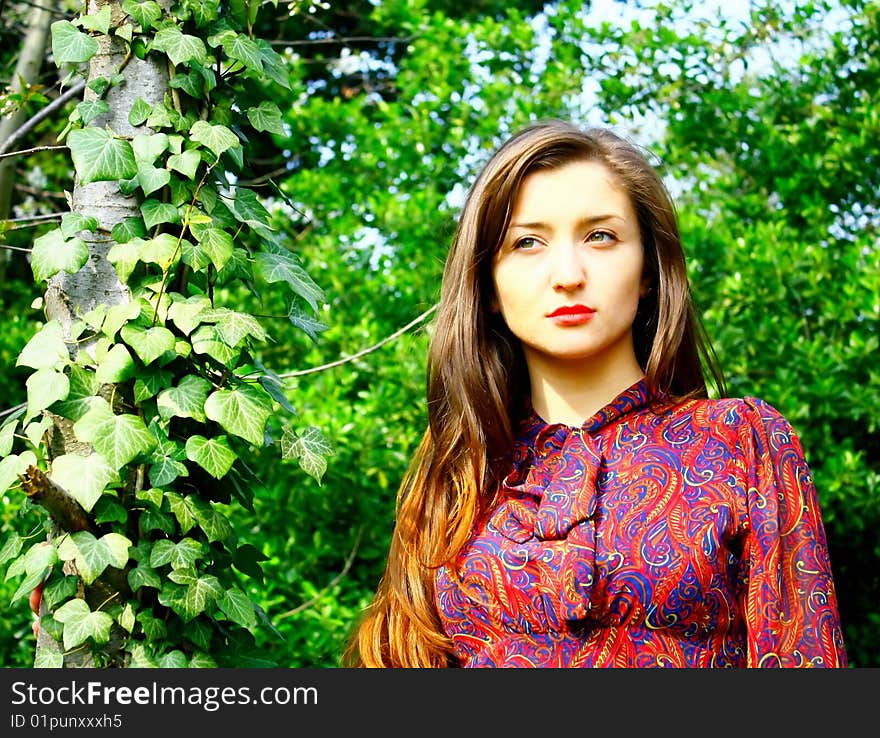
[547,304,596,326]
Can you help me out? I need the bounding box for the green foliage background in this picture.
[1,0,877,666]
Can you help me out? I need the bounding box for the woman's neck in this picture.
[526,354,645,426]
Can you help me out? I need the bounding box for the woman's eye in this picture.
[587,230,614,244]
[513,236,540,250]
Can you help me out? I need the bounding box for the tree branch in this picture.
[19,465,98,535]
[0,80,85,156]
[280,303,437,379]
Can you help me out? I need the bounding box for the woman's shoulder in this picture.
[661,394,795,435]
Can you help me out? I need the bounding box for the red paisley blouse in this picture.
[435,379,848,667]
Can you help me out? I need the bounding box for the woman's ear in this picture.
[639,277,651,298]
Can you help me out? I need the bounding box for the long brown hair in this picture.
[345,120,725,667]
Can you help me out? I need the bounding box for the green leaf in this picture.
[190,121,239,158]
[226,187,274,236]
[128,562,162,592]
[189,497,234,543]
[17,321,69,370]
[68,127,138,184]
[0,532,23,568]
[120,324,176,365]
[137,164,171,196]
[76,98,109,125]
[288,303,329,343]
[128,98,153,126]
[204,383,273,446]
[190,324,239,365]
[191,227,234,270]
[60,212,98,239]
[167,294,211,335]
[199,307,268,346]
[165,492,197,535]
[54,598,114,650]
[152,26,209,67]
[0,452,37,495]
[141,200,181,230]
[56,531,131,585]
[157,375,212,422]
[132,132,169,164]
[95,342,135,383]
[158,651,189,668]
[42,575,78,610]
[51,20,99,65]
[31,228,88,283]
[0,420,15,457]
[185,435,236,479]
[110,217,147,244]
[246,101,284,135]
[255,245,325,312]
[50,452,118,512]
[218,587,257,629]
[122,0,162,30]
[281,425,334,485]
[150,538,202,570]
[73,398,157,470]
[221,33,263,74]
[254,38,290,89]
[25,367,70,423]
[51,365,99,420]
[167,149,200,179]
[80,5,112,34]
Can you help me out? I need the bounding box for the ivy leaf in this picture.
[141,200,181,230]
[111,217,147,244]
[76,98,109,125]
[199,307,268,346]
[80,5,112,35]
[152,26,209,67]
[0,532,22,568]
[53,599,114,650]
[128,97,153,126]
[167,293,211,335]
[137,164,171,196]
[157,375,212,422]
[51,20,99,65]
[50,452,118,512]
[185,435,237,480]
[167,149,200,179]
[281,425,334,485]
[288,303,329,343]
[246,101,284,135]
[132,132,169,164]
[56,531,131,585]
[204,383,273,446]
[255,244,325,313]
[189,497,234,543]
[42,575,78,610]
[190,121,239,157]
[226,187,274,237]
[60,212,98,239]
[0,452,37,496]
[122,0,162,30]
[25,367,70,423]
[165,492,197,535]
[31,228,88,283]
[159,651,189,668]
[0,420,15,456]
[120,324,176,365]
[220,33,263,74]
[67,127,138,184]
[128,562,162,592]
[150,538,203,570]
[218,587,257,629]
[73,398,157,470]
[191,227,234,270]
[17,321,69,370]
[95,342,135,384]
[51,365,99,420]
[254,38,290,89]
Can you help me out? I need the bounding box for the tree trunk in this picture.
[39,0,169,668]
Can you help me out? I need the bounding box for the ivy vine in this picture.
[0,0,333,667]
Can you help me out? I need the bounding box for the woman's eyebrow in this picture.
[508,214,626,230]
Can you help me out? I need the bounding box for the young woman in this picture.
[347,120,847,668]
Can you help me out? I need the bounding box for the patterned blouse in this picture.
[435,379,848,667]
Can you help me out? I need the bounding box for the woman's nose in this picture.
[550,241,586,291]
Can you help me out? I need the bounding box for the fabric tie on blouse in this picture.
[489,423,603,623]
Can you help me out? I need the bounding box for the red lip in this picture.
[547,304,595,318]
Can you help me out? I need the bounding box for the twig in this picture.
[0,403,25,420]
[275,525,363,619]
[0,80,85,156]
[0,144,67,160]
[280,303,437,378]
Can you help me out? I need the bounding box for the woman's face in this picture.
[491,159,647,383]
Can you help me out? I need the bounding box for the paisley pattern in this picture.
[435,379,848,668]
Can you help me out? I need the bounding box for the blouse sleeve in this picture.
[739,397,848,667]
